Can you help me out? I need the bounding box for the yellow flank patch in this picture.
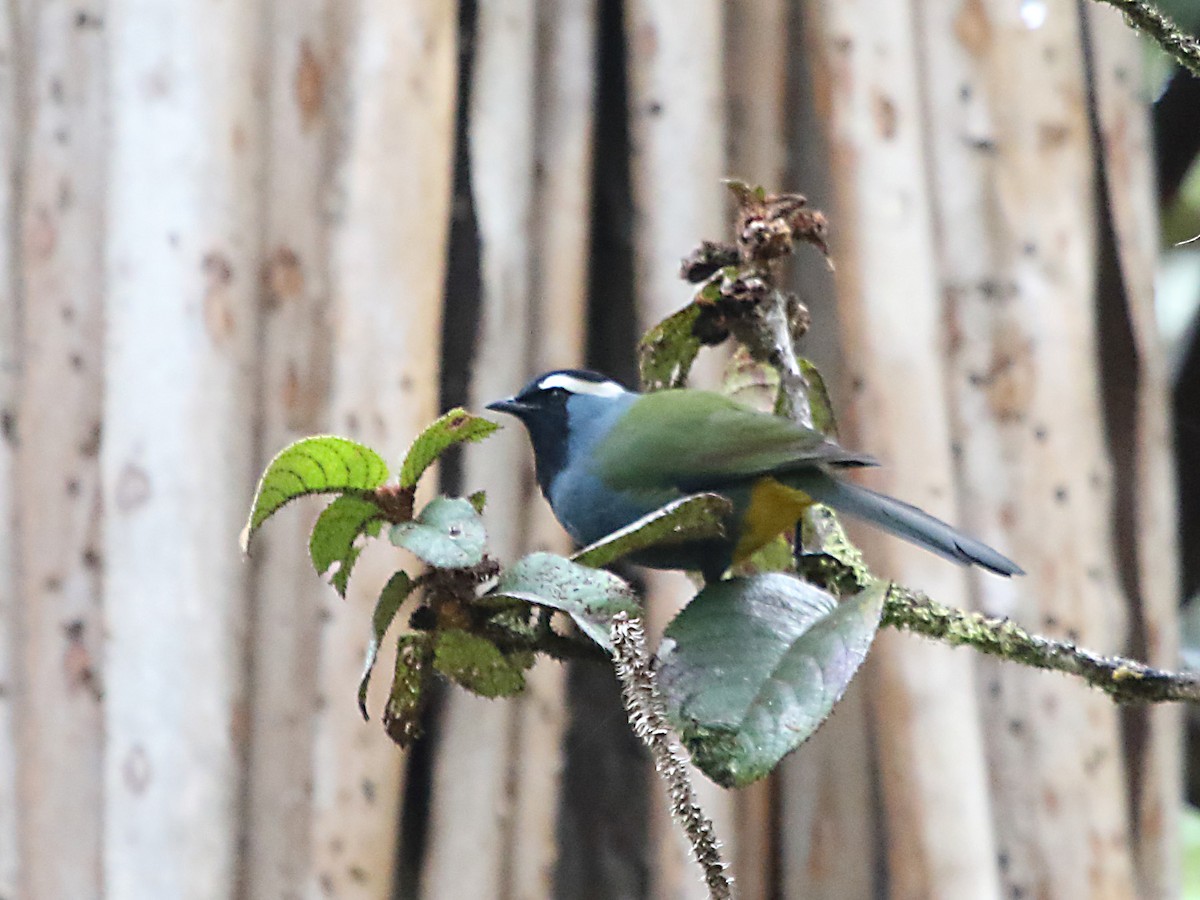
[732,477,814,564]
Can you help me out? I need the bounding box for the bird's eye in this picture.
[545,387,569,398]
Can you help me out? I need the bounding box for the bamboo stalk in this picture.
[0,2,21,894]
[776,687,876,900]
[916,0,1136,895]
[103,0,262,895]
[506,2,598,896]
[14,3,107,896]
[803,1,1003,896]
[1087,6,1182,896]
[421,2,538,896]
[313,1,458,895]
[624,2,739,896]
[242,0,335,895]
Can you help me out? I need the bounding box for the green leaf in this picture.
[489,552,639,649]
[383,634,434,748]
[723,349,780,411]
[658,575,887,787]
[638,303,702,391]
[571,493,731,570]
[390,497,487,569]
[797,358,838,438]
[468,490,487,514]
[399,408,499,489]
[309,495,385,597]
[725,178,766,205]
[433,629,533,698]
[242,435,388,551]
[1184,805,1200,895]
[733,534,795,576]
[358,571,418,719]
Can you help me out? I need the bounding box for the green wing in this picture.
[593,389,875,491]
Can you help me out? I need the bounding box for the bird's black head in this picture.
[486,369,628,493]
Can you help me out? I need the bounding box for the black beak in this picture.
[486,398,526,415]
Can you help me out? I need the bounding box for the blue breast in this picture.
[544,393,739,576]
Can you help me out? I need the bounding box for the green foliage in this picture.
[310,495,385,597]
[1183,805,1200,894]
[658,575,886,787]
[733,534,795,576]
[390,497,487,569]
[433,629,534,698]
[241,436,389,550]
[358,571,418,719]
[571,493,731,570]
[399,408,499,489]
[490,552,640,649]
[638,303,702,390]
[246,319,890,782]
[797,358,837,437]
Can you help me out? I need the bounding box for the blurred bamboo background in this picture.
[0,0,1191,897]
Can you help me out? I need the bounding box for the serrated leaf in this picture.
[571,493,731,571]
[658,575,886,787]
[390,497,487,569]
[383,634,434,748]
[399,408,499,489]
[242,436,388,551]
[309,495,385,597]
[489,552,640,649]
[639,303,702,391]
[358,571,418,719]
[433,629,533,698]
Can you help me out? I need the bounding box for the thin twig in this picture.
[1090,0,1200,78]
[609,613,733,900]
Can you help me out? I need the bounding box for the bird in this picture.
[487,369,1023,583]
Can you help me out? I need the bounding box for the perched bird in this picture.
[488,369,1022,582]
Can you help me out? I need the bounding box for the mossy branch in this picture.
[883,586,1200,703]
[1090,0,1200,78]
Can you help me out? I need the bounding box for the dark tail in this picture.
[803,474,1024,577]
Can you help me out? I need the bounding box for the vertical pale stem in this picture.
[243,0,336,895]
[0,2,21,895]
[314,1,458,896]
[507,2,598,897]
[1088,7,1181,896]
[805,0,1002,896]
[15,3,107,897]
[421,1,537,897]
[917,0,1137,896]
[776,687,876,900]
[624,2,736,896]
[103,0,262,895]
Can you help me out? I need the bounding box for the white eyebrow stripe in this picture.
[536,373,626,397]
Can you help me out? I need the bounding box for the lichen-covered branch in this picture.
[609,613,733,900]
[883,587,1200,703]
[1090,0,1200,78]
